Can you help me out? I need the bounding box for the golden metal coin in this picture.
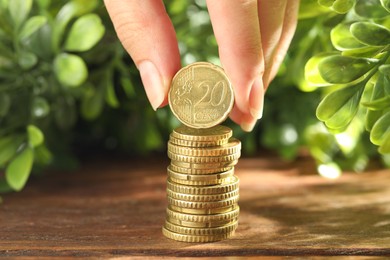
[167,195,239,209]
[171,125,232,142]
[167,188,239,202]
[167,176,239,195]
[170,159,238,169]
[169,204,237,214]
[162,226,235,242]
[169,175,236,186]
[164,220,238,236]
[167,167,234,182]
[168,151,241,163]
[169,136,229,148]
[168,204,238,215]
[168,62,234,128]
[169,163,233,175]
[168,138,241,157]
[167,216,238,228]
[166,206,240,223]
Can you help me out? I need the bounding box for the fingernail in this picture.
[138,60,166,111]
[249,77,265,119]
[241,120,256,132]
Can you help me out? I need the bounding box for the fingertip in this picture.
[249,77,265,120]
[240,114,258,132]
[139,60,166,111]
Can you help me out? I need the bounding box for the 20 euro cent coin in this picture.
[168,62,234,128]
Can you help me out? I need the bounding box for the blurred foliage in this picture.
[0,0,389,193]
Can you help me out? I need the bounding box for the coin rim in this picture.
[166,176,239,195]
[162,226,235,242]
[164,219,238,236]
[168,138,241,157]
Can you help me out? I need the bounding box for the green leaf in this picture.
[36,0,51,9]
[379,64,390,76]
[8,0,32,28]
[371,111,390,145]
[318,55,377,84]
[381,0,390,12]
[355,0,389,18]
[362,96,390,110]
[379,132,390,154]
[23,23,52,59]
[64,14,105,52]
[331,23,364,50]
[52,0,98,51]
[342,46,382,58]
[34,144,52,166]
[19,16,47,41]
[305,53,335,86]
[105,80,119,108]
[27,125,44,147]
[332,0,355,13]
[317,83,365,130]
[169,0,188,14]
[32,97,50,118]
[318,0,335,7]
[0,135,24,166]
[54,53,88,87]
[120,77,136,98]
[350,22,390,46]
[5,147,34,191]
[365,73,389,130]
[81,85,104,120]
[299,0,331,19]
[18,51,37,70]
[0,93,11,116]
[366,109,383,131]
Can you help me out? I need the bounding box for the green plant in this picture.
[0,0,108,191]
[303,0,390,175]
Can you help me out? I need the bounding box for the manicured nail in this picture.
[241,120,256,132]
[138,60,166,111]
[249,77,264,119]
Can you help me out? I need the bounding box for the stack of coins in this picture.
[162,125,241,242]
[163,61,240,242]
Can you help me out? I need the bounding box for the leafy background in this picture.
[0,0,389,193]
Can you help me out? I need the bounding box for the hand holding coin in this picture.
[104,0,299,131]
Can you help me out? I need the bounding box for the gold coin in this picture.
[169,136,229,148]
[169,163,233,175]
[162,226,235,242]
[167,188,239,202]
[170,159,238,169]
[169,204,238,214]
[168,151,241,163]
[166,206,240,223]
[167,166,234,182]
[168,62,234,128]
[168,195,239,209]
[168,138,241,157]
[171,125,232,142]
[167,176,239,195]
[167,216,238,228]
[169,175,236,186]
[164,220,238,236]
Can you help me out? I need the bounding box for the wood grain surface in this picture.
[0,155,389,257]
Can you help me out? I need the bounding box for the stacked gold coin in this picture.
[163,61,240,242]
[162,125,241,242]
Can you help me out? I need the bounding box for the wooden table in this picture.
[0,155,389,257]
